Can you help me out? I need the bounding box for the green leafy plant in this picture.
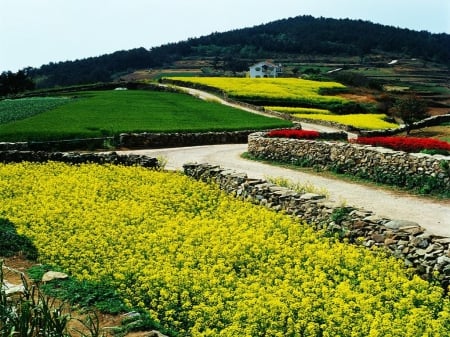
[28,265,127,315]
[1,261,103,337]
[330,206,352,224]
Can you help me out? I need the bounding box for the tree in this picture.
[0,70,35,96]
[376,93,394,115]
[393,94,429,134]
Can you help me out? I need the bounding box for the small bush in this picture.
[28,265,127,315]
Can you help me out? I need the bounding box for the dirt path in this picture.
[122,144,450,237]
[130,85,449,236]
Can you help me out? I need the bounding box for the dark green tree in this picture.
[393,94,429,134]
[0,70,35,96]
[376,93,394,115]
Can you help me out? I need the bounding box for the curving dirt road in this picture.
[122,144,450,237]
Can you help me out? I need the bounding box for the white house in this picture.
[249,61,282,78]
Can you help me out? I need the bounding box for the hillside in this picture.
[25,15,450,89]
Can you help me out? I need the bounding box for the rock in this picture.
[384,238,398,246]
[384,220,420,230]
[300,193,324,200]
[371,233,385,243]
[42,271,69,283]
[146,331,168,337]
[434,238,450,245]
[2,281,25,296]
[399,226,425,235]
[426,243,443,254]
[412,237,430,249]
[363,215,385,224]
[350,210,372,218]
[415,249,427,256]
[437,256,450,265]
[122,311,141,319]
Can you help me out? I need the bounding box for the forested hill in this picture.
[29,15,450,88]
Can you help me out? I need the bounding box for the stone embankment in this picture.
[248,132,450,195]
[0,131,256,151]
[0,151,159,168]
[184,163,450,289]
[119,130,254,149]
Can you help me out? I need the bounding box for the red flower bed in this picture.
[267,129,321,139]
[353,136,450,153]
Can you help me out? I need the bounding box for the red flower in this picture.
[268,129,321,139]
[353,136,450,153]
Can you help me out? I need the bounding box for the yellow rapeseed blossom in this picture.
[265,106,332,115]
[0,162,448,336]
[168,77,347,106]
[294,113,399,130]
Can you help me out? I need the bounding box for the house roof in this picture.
[250,61,278,68]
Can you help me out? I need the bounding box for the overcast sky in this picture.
[1,0,449,72]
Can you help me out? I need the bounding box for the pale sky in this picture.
[1,0,449,72]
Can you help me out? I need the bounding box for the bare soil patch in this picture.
[1,256,129,337]
[339,93,377,103]
[405,125,450,142]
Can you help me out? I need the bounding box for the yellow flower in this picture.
[0,161,448,336]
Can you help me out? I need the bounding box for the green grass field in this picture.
[0,90,292,142]
[0,97,71,125]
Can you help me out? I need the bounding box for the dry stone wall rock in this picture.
[0,151,159,168]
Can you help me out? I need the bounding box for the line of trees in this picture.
[7,15,450,89]
[0,70,35,96]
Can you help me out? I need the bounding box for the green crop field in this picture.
[0,97,71,125]
[0,90,292,142]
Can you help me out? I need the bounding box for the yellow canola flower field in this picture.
[294,113,399,130]
[1,162,449,336]
[168,77,347,105]
[266,106,332,115]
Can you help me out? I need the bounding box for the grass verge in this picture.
[241,152,450,200]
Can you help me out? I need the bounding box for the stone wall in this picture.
[0,131,257,151]
[248,132,450,195]
[0,137,115,152]
[119,130,254,149]
[0,151,159,168]
[183,163,450,289]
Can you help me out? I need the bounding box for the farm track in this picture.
[121,144,450,237]
[122,86,449,237]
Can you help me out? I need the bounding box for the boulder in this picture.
[42,271,69,283]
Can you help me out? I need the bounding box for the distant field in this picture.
[0,97,71,125]
[166,77,348,109]
[164,77,402,130]
[293,113,399,130]
[266,106,332,115]
[0,90,292,142]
